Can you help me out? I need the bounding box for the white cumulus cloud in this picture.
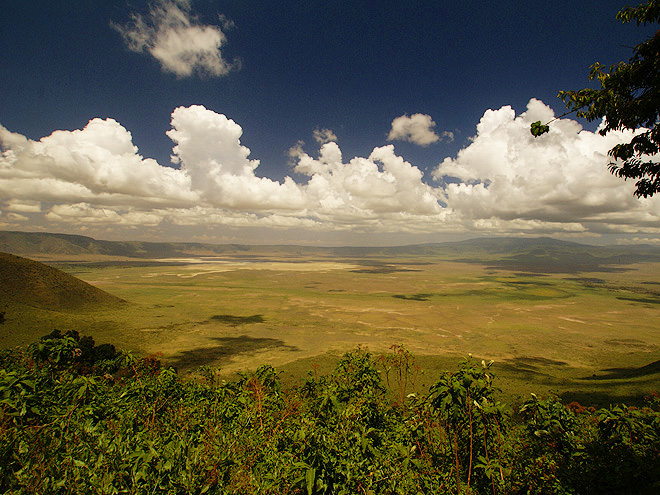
[167,105,306,210]
[0,118,195,208]
[6,212,28,222]
[388,113,442,146]
[4,200,41,213]
[294,141,442,220]
[1,99,659,242]
[434,98,660,234]
[112,0,238,78]
[313,128,338,144]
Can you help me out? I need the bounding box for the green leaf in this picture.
[306,467,316,495]
[530,120,550,137]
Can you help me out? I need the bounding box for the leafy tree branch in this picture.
[532,0,660,197]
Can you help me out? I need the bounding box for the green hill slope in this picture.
[0,252,124,312]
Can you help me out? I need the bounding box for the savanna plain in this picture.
[7,246,660,406]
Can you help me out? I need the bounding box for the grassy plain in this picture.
[3,252,660,406]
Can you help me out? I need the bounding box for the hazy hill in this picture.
[0,230,308,258]
[0,231,595,257]
[2,231,660,273]
[0,252,125,311]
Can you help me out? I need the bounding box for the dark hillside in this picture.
[0,252,124,311]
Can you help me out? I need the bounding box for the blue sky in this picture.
[1,0,658,246]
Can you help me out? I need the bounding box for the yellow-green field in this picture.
[3,254,660,405]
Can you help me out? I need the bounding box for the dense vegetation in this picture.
[2,332,660,494]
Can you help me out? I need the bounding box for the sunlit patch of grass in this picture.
[210,314,266,325]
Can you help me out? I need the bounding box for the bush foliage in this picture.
[1,336,660,494]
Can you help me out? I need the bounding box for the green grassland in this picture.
[2,246,660,407]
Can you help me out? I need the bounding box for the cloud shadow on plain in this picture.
[581,359,660,381]
[169,335,298,371]
[210,314,265,326]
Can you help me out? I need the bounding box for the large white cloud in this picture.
[167,105,307,211]
[294,141,441,216]
[0,105,445,235]
[0,118,195,208]
[112,0,238,78]
[1,99,659,242]
[433,98,660,234]
[45,203,163,226]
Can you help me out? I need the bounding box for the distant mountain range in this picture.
[1,230,660,273]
